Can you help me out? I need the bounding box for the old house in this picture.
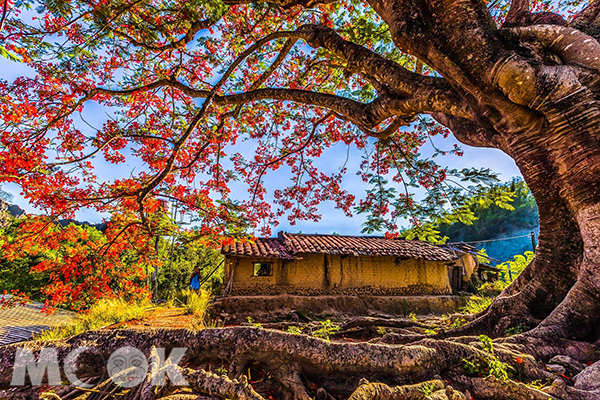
[222,232,482,296]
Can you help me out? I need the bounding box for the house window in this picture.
[253,262,271,276]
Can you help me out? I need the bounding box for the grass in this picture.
[36,298,148,340]
[173,289,211,326]
[461,295,494,314]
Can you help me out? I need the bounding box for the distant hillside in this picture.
[438,178,539,264]
[0,198,106,232]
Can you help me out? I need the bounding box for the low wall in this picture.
[208,294,466,324]
[228,284,451,296]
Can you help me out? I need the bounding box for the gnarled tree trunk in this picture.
[364,0,600,344]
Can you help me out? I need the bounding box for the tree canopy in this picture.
[0,0,525,239]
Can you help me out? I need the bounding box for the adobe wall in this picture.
[226,253,451,296]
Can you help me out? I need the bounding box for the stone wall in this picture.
[209,294,467,323]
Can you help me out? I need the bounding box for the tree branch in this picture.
[113,14,223,52]
[222,0,335,8]
[503,0,566,28]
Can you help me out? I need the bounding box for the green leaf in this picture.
[0,45,22,62]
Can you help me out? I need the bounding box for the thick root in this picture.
[346,379,467,400]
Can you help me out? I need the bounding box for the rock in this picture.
[546,364,566,374]
[574,360,600,391]
[549,355,586,375]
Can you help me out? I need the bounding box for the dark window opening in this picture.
[253,262,271,276]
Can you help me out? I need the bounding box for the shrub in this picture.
[36,298,148,340]
[312,320,340,341]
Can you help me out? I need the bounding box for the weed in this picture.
[376,326,392,336]
[215,367,228,376]
[246,317,263,328]
[462,296,493,314]
[401,300,409,317]
[418,381,436,396]
[451,316,467,329]
[424,329,437,335]
[488,358,511,381]
[36,298,148,340]
[505,323,531,336]
[312,319,340,341]
[528,378,553,390]
[479,334,494,353]
[462,358,480,375]
[286,326,302,335]
[409,312,418,322]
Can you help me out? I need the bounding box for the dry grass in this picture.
[35,298,149,340]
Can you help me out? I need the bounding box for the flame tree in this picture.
[1,0,600,397]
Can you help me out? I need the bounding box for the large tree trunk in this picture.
[366,0,600,345]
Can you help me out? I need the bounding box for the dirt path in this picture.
[105,307,199,329]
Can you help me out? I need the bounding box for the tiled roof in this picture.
[222,238,294,259]
[223,232,457,262]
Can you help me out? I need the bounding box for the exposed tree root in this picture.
[0,326,598,400]
[451,375,556,400]
[345,379,462,400]
[338,317,430,331]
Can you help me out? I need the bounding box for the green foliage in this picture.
[312,319,340,341]
[528,378,553,390]
[286,326,303,335]
[438,178,538,244]
[401,299,409,317]
[461,356,513,382]
[462,358,480,375]
[488,358,511,381]
[156,239,223,300]
[461,335,514,381]
[479,334,494,353]
[505,323,531,336]
[399,177,528,244]
[0,45,22,62]
[451,316,467,329]
[476,280,510,297]
[462,296,494,314]
[36,298,148,340]
[246,317,263,329]
[418,381,436,396]
[497,251,534,282]
[377,326,392,335]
